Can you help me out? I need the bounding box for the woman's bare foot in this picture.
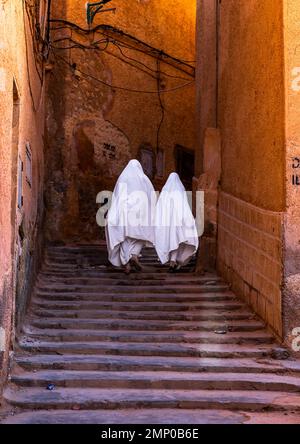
[169,261,178,273]
[124,263,132,275]
[130,255,143,272]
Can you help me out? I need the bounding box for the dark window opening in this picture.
[175,145,195,191]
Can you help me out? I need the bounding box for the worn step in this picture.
[14,354,294,374]
[30,308,255,322]
[20,328,275,345]
[42,263,185,270]
[28,317,265,333]
[34,292,238,303]
[40,268,206,277]
[5,409,300,425]
[31,299,244,312]
[5,387,300,412]
[0,409,253,424]
[18,340,274,358]
[35,284,228,294]
[5,243,299,423]
[39,270,211,285]
[10,370,300,392]
[43,262,195,272]
[37,274,220,288]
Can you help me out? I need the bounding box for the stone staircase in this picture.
[2,245,300,424]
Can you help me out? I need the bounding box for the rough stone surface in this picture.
[1,245,300,425]
[217,192,283,338]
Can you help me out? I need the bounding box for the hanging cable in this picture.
[52,49,194,95]
[156,59,165,155]
[49,19,195,77]
[50,35,192,83]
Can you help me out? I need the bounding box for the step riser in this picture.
[31,301,244,312]
[30,310,253,322]
[14,362,284,374]
[34,294,238,303]
[42,268,195,275]
[5,397,299,413]
[19,345,272,358]
[11,378,300,392]
[35,286,228,294]
[20,331,274,344]
[38,271,212,285]
[40,271,204,278]
[29,321,263,333]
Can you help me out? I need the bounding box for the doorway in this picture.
[175,145,195,190]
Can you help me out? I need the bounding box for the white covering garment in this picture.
[155,173,199,265]
[106,160,156,267]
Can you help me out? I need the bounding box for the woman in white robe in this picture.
[106,160,155,274]
[155,173,199,271]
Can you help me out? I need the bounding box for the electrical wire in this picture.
[24,0,43,83]
[156,59,165,154]
[49,19,195,77]
[51,34,192,82]
[112,41,191,82]
[23,0,38,111]
[104,48,158,80]
[52,49,194,95]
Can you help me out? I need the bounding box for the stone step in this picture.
[20,328,275,344]
[43,259,194,268]
[34,292,236,303]
[37,275,219,284]
[44,259,187,267]
[28,317,264,332]
[31,298,244,312]
[35,284,227,294]
[0,409,254,424]
[46,249,155,256]
[14,354,292,374]
[4,409,300,425]
[41,267,196,276]
[45,248,157,259]
[30,308,255,322]
[5,387,300,412]
[18,340,274,358]
[5,243,298,424]
[41,261,197,277]
[10,370,300,392]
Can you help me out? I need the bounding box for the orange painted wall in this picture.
[195,0,286,337]
[45,0,196,242]
[282,0,300,344]
[218,0,285,212]
[0,0,45,387]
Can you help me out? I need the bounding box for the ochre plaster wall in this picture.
[45,0,197,242]
[0,0,45,388]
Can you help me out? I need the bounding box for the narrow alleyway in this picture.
[2,245,300,424]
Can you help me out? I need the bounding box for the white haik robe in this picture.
[106,160,156,267]
[155,173,199,265]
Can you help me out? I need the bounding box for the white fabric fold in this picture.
[154,173,199,265]
[106,160,156,267]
